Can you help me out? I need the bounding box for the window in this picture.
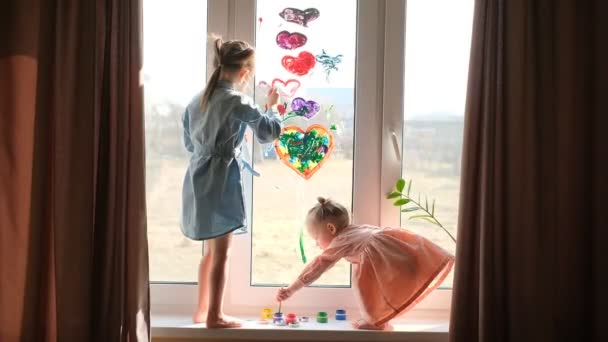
[143,0,207,283]
[249,0,357,287]
[400,0,474,288]
[147,0,474,315]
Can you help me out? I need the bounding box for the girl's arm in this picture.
[277,244,347,301]
[231,94,282,144]
[182,107,194,153]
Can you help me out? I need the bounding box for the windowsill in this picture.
[152,310,449,341]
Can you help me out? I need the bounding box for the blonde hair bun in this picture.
[309,197,350,230]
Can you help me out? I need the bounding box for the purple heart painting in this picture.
[278,8,320,27]
[291,97,320,119]
[276,31,308,50]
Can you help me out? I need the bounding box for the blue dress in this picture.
[181,80,282,240]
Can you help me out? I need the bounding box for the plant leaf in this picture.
[387,192,401,199]
[409,214,431,220]
[425,196,429,211]
[407,179,412,196]
[432,199,435,216]
[401,207,419,212]
[422,217,439,225]
[396,179,406,192]
[394,198,411,206]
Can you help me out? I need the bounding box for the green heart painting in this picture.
[274,125,334,180]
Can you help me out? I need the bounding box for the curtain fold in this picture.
[450,0,607,341]
[0,0,150,341]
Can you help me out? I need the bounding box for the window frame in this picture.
[150,0,453,318]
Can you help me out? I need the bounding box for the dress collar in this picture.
[216,79,235,90]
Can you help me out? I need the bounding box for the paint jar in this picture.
[316,311,328,323]
[286,313,298,324]
[273,312,284,324]
[299,316,310,323]
[261,308,273,320]
[335,309,347,321]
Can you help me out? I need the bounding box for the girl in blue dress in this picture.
[181,38,281,328]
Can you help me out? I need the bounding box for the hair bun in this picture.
[317,197,327,206]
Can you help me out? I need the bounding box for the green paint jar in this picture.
[317,311,328,323]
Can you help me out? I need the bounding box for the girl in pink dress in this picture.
[276,197,455,330]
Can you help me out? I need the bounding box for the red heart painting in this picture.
[281,52,316,76]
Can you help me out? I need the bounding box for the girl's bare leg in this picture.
[206,233,242,328]
[193,241,212,323]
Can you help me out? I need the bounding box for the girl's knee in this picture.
[207,233,233,263]
[210,246,232,264]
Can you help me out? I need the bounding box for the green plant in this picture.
[387,178,457,243]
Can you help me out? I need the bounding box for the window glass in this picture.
[144,0,207,282]
[250,0,357,286]
[402,0,474,287]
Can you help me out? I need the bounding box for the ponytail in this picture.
[200,38,224,111]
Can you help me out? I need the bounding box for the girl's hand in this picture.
[276,287,293,302]
[266,87,280,108]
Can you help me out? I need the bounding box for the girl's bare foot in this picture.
[206,314,242,329]
[193,311,207,324]
[352,319,389,330]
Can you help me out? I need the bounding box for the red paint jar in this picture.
[285,313,298,324]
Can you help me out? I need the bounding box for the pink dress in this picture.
[296,224,454,326]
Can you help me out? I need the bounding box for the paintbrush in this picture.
[278,287,283,313]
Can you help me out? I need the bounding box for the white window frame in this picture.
[151,0,452,318]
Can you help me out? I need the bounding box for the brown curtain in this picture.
[450,0,607,341]
[0,0,150,341]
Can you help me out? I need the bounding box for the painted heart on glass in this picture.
[282,52,316,76]
[274,125,334,180]
[271,78,301,98]
[257,78,301,98]
[276,31,308,50]
[290,97,320,119]
[278,8,320,27]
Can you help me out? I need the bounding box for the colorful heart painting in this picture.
[276,31,308,50]
[290,97,320,119]
[278,8,320,27]
[274,125,334,180]
[282,52,316,76]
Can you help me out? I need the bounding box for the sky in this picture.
[404,0,474,117]
[142,0,474,117]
